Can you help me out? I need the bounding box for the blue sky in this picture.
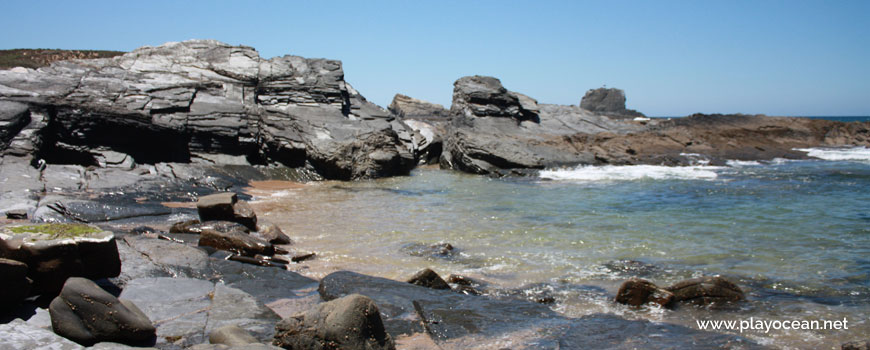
[1,1,868,116]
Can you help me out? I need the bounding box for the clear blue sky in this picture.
[2,1,868,116]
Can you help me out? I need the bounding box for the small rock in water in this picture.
[254,220,292,245]
[49,277,155,346]
[5,209,28,220]
[615,278,674,308]
[273,293,395,350]
[406,268,450,290]
[290,252,315,263]
[665,275,744,306]
[400,242,456,259]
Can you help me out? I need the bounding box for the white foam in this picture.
[794,146,870,161]
[539,165,721,182]
[726,160,762,167]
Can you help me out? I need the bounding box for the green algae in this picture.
[7,223,102,240]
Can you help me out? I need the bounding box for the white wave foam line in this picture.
[726,159,762,167]
[539,164,721,181]
[794,146,870,161]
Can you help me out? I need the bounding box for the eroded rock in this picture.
[273,294,396,350]
[666,276,744,306]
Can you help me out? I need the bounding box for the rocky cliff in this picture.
[580,87,645,119]
[0,40,420,180]
[441,76,870,175]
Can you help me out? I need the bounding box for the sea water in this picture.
[250,146,870,349]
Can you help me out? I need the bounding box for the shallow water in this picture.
[250,148,870,349]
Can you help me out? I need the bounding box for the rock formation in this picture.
[580,87,645,119]
[388,94,449,119]
[0,40,418,180]
[440,75,870,175]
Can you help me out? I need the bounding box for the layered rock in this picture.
[388,94,449,119]
[0,40,416,180]
[580,87,645,119]
[441,75,870,175]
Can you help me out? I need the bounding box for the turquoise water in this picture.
[255,148,870,348]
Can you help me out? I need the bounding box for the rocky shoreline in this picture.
[2,39,869,349]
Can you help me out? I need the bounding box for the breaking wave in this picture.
[794,146,870,162]
[539,164,721,181]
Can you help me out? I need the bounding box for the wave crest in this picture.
[539,165,721,181]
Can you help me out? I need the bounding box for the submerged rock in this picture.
[406,268,450,290]
[666,275,745,306]
[272,293,396,350]
[49,277,156,346]
[615,278,674,308]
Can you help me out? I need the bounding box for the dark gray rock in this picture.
[579,87,645,119]
[406,268,450,290]
[666,276,745,306]
[401,242,455,260]
[449,76,538,122]
[0,258,31,308]
[0,40,417,180]
[273,293,396,350]
[388,94,449,119]
[197,192,238,221]
[614,278,674,307]
[172,220,251,235]
[49,277,156,346]
[6,208,28,219]
[199,226,274,257]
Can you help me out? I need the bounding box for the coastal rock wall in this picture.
[0,40,416,180]
[440,75,870,175]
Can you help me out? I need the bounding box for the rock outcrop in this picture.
[388,94,449,119]
[580,87,645,119]
[0,40,417,180]
[440,75,870,175]
[615,278,674,308]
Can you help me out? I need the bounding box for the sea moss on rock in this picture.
[7,223,103,239]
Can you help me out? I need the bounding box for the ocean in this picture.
[250,146,870,349]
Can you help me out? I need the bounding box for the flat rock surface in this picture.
[0,318,85,350]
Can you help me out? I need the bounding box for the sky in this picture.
[1,1,868,116]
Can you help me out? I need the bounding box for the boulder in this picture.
[388,94,449,119]
[49,277,155,346]
[199,227,274,257]
[210,325,260,346]
[0,40,417,180]
[272,293,396,350]
[0,223,121,296]
[5,208,28,219]
[579,87,645,118]
[196,192,258,231]
[614,278,674,308]
[0,258,31,308]
[254,220,292,245]
[406,268,450,290]
[665,276,744,306]
[449,75,537,121]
